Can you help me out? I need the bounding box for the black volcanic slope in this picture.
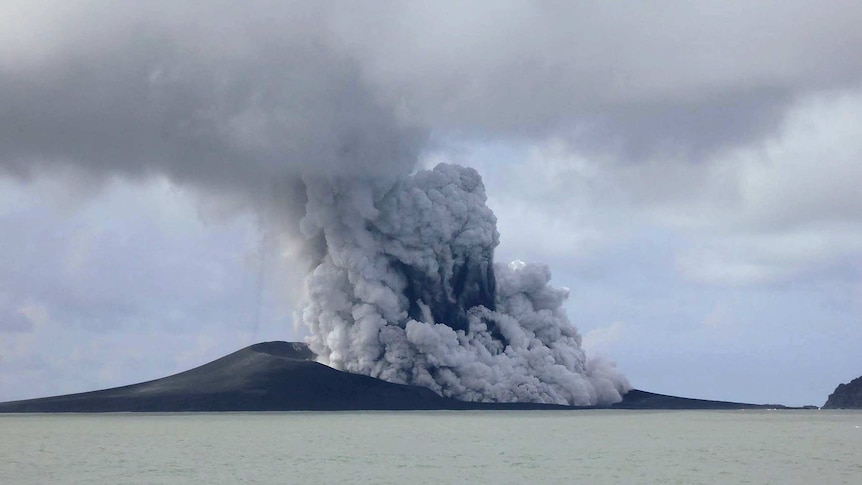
[609,389,784,410]
[0,342,456,412]
[0,341,787,412]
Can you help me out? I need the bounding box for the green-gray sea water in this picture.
[2,410,860,484]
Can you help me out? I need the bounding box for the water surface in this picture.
[2,410,860,484]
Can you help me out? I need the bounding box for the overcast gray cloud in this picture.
[4,0,861,177]
[2,0,862,405]
[339,1,862,152]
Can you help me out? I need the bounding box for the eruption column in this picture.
[301,163,629,406]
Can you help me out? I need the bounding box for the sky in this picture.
[2,0,861,407]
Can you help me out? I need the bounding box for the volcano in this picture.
[0,342,791,412]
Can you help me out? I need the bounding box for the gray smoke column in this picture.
[300,164,629,406]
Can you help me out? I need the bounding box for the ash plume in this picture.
[300,164,628,405]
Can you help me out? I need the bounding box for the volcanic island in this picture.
[0,341,802,412]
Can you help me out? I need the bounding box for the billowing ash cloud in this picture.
[301,164,628,405]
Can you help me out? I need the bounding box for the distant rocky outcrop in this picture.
[823,375,862,409]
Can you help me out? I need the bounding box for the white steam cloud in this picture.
[300,164,629,405]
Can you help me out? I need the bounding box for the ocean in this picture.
[2,410,860,484]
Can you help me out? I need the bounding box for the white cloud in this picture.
[735,91,862,229]
[671,90,862,286]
